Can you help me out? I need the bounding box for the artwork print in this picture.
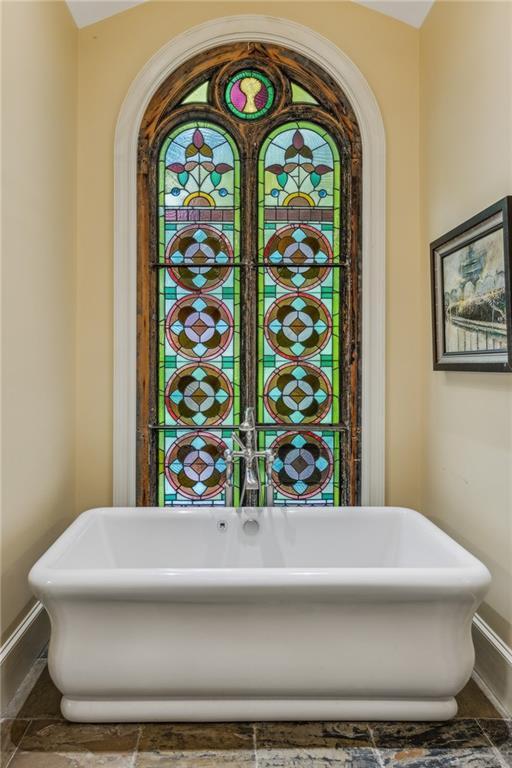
[442,230,506,353]
[431,197,512,371]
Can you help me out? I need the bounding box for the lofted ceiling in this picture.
[65,0,148,28]
[352,1,433,27]
[65,0,434,30]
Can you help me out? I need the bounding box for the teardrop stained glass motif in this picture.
[225,70,275,120]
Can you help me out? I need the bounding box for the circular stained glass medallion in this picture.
[166,294,233,360]
[165,432,227,500]
[225,70,275,120]
[265,224,333,290]
[270,431,333,499]
[264,362,332,424]
[165,225,233,292]
[165,363,232,426]
[264,293,331,359]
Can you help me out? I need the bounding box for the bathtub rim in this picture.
[29,505,491,601]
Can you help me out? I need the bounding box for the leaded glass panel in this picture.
[157,122,241,505]
[257,121,342,505]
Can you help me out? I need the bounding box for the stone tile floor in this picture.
[1,662,511,767]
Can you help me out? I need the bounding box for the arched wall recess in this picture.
[113,15,386,506]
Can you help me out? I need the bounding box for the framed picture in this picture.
[431,196,512,371]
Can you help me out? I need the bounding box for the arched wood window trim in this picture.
[136,42,362,506]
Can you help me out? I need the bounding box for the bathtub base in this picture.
[61,696,458,723]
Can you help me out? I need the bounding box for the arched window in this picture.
[137,43,362,507]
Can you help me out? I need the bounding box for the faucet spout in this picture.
[239,407,255,432]
[239,407,256,453]
[244,455,260,490]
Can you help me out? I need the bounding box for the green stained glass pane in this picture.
[158,121,241,506]
[291,81,319,105]
[257,120,342,506]
[225,70,275,121]
[181,81,209,104]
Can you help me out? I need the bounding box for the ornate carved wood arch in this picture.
[137,42,362,507]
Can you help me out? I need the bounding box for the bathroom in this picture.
[1,0,511,764]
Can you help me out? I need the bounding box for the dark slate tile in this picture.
[0,720,30,768]
[256,722,373,749]
[10,719,139,767]
[376,747,502,766]
[456,681,501,719]
[255,722,379,767]
[371,719,503,767]
[16,667,62,720]
[136,722,255,767]
[256,747,381,767]
[479,719,512,767]
[371,719,489,749]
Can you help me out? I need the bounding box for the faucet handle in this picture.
[224,448,234,480]
[264,448,275,471]
[263,448,275,507]
[231,433,245,451]
[223,449,234,506]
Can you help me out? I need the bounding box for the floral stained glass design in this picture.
[164,431,228,501]
[158,122,241,506]
[258,121,341,505]
[270,431,334,499]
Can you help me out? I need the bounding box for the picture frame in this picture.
[430,196,512,371]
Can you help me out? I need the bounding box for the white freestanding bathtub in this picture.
[29,506,490,723]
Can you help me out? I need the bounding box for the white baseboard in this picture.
[472,612,512,716]
[0,601,50,714]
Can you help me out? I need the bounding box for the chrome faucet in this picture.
[224,407,275,506]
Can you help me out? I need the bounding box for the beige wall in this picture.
[75,0,422,513]
[1,0,77,641]
[420,0,512,644]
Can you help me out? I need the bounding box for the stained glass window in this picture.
[141,46,361,508]
[157,122,241,505]
[257,122,341,505]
